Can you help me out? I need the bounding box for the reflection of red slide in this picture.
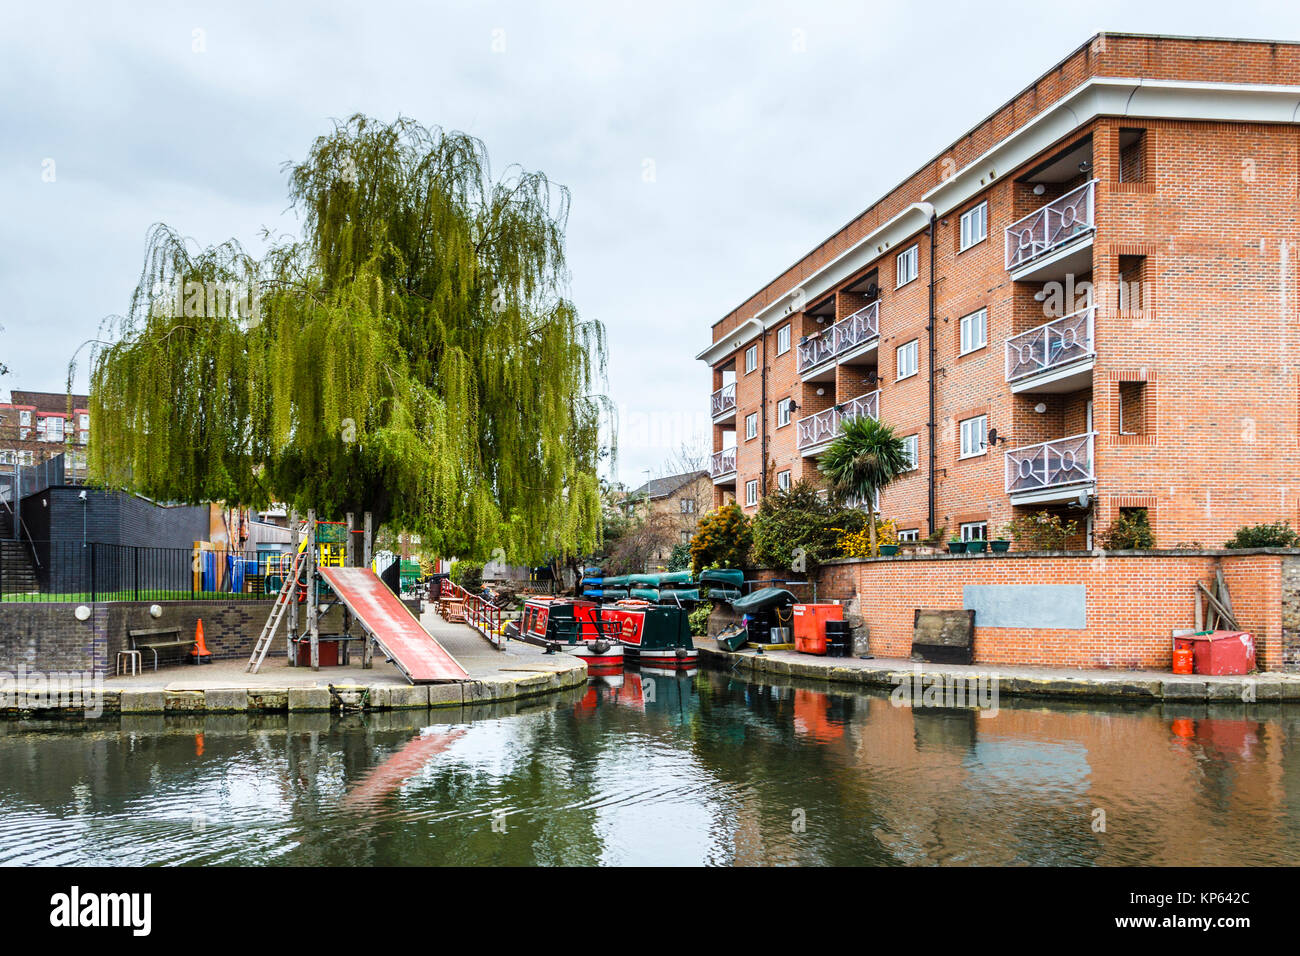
[344,729,468,809]
[320,566,468,683]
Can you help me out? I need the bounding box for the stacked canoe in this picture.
[581,567,747,606]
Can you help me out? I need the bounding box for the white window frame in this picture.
[897,528,919,543]
[745,412,758,441]
[776,398,792,427]
[896,244,918,287]
[745,345,758,374]
[960,522,988,542]
[0,450,13,465]
[777,470,792,491]
[896,339,919,380]
[959,415,988,459]
[959,308,988,355]
[45,417,64,442]
[745,479,759,507]
[680,497,695,514]
[959,201,988,251]
[776,325,791,355]
[901,434,919,471]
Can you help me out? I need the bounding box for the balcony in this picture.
[797,390,880,456]
[710,446,737,483]
[796,302,880,379]
[1004,432,1095,506]
[1005,306,1095,394]
[710,382,736,422]
[1004,180,1096,282]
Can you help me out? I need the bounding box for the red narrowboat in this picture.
[510,596,624,671]
[599,600,698,669]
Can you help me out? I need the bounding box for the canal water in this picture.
[2,668,1298,866]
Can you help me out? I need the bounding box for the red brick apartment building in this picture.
[701,33,1300,549]
[0,390,91,470]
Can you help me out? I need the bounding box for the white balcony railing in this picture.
[1004,432,1094,496]
[1004,180,1097,271]
[710,446,737,479]
[796,301,881,373]
[711,382,736,418]
[1005,306,1095,383]
[796,390,880,450]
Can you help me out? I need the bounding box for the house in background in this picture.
[0,389,91,474]
[621,470,711,563]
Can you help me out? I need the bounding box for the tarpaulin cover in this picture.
[730,587,797,613]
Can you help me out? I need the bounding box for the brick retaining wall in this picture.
[811,549,1296,671]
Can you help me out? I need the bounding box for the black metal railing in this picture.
[0,541,281,603]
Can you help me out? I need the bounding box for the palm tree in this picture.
[818,415,911,554]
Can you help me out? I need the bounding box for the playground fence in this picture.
[0,541,276,603]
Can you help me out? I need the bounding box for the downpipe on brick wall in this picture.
[915,202,938,537]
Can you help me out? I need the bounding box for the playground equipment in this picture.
[247,510,467,684]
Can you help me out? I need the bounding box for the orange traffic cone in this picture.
[190,619,213,665]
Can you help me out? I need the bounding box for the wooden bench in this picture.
[128,627,194,671]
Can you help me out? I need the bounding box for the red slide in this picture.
[319,566,469,684]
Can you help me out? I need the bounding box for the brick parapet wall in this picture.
[810,549,1295,671]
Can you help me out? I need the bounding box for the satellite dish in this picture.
[1073,490,1091,509]
[865,282,880,299]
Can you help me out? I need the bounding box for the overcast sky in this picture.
[2,1,1297,487]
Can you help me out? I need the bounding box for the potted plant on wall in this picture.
[948,534,964,555]
[964,536,988,554]
[989,526,1012,553]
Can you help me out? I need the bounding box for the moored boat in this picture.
[599,600,698,668]
[512,596,625,669]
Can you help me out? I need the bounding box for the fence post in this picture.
[133,546,140,603]
[89,543,96,603]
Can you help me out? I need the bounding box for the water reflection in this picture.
[0,670,1297,866]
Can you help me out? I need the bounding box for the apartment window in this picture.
[960,521,987,542]
[18,410,31,427]
[680,498,695,514]
[745,412,758,440]
[1119,129,1147,184]
[45,417,64,442]
[896,245,918,287]
[18,451,33,466]
[897,529,919,543]
[959,308,988,355]
[776,325,791,355]
[901,434,919,471]
[896,339,919,380]
[1118,381,1147,436]
[681,530,691,545]
[79,414,89,430]
[777,469,792,491]
[777,398,793,427]
[959,415,987,458]
[745,479,759,507]
[0,450,13,465]
[959,202,988,250]
[745,345,758,373]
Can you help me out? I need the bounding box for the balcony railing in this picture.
[710,382,736,418]
[796,301,880,373]
[1004,432,1094,496]
[710,446,737,479]
[1004,180,1097,271]
[1005,306,1095,382]
[796,390,880,450]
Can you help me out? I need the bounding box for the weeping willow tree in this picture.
[89,115,607,562]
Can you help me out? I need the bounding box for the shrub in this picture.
[1003,511,1079,551]
[449,559,483,591]
[666,542,692,572]
[1224,522,1300,549]
[838,518,898,558]
[688,603,712,637]
[1100,509,1155,550]
[750,482,866,571]
[690,502,752,575]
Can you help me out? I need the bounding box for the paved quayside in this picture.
[1,606,587,716]
[698,639,1300,702]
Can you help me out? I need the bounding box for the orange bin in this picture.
[793,604,843,656]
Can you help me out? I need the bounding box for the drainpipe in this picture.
[910,201,939,537]
[760,330,769,496]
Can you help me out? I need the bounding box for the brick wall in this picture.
[0,599,276,676]
[812,550,1290,671]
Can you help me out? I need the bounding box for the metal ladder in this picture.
[247,547,306,673]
